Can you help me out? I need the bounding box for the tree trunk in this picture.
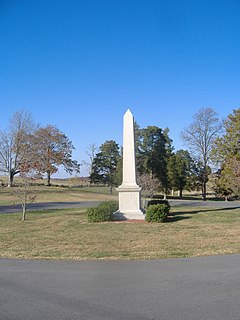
[8,170,14,187]
[163,187,168,200]
[179,189,183,198]
[109,185,113,194]
[47,171,51,186]
[202,181,207,201]
[171,189,174,196]
[22,204,26,221]
[163,192,167,200]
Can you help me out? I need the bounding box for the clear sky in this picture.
[1,0,240,176]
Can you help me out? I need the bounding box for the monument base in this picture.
[114,184,145,221]
[113,211,145,221]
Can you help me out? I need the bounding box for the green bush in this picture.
[147,199,170,211]
[87,201,118,222]
[145,204,169,223]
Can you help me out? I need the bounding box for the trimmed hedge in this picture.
[147,199,170,211]
[145,204,169,223]
[87,201,118,222]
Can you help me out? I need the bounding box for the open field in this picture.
[0,205,239,260]
[0,185,117,205]
[0,176,216,206]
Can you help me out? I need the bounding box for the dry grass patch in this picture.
[0,206,239,260]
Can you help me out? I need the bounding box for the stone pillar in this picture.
[114,109,145,220]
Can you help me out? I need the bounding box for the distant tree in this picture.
[222,158,240,196]
[90,140,121,193]
[209,169,233,201]
[137,126,171,198]
[167,150,194,197]
[137,173,161,208]
[181,107,223,200]
[212,109,240,163]
[33,125,80,186]
[211,109,240,198]
[0,110,36,187]
[82,143,98,176]
[134,121,142,152]
[114,150,123,187]
[163,128,174,157]
[191,160,212,195]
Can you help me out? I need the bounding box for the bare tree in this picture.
[137,173,161,208]
[11,177,37,221]
[181,108,223,200]
[10,148,40,221]
[0,110,36,187]
[82,143,98,176]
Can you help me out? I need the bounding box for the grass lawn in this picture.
[0,205,239,260]
[0,185,117,205]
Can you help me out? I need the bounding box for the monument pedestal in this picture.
[114,184,145,220]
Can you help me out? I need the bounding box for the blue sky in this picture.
[1,0,240,176]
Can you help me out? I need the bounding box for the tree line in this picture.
[89,107,240,201]
[1,108,240,202]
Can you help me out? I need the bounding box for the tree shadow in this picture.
[174,206,239,216]
[167,206,239,223]
[167,195,203,201]
[153,194,238,202]
[153,195,202,201]
[167,215,191,223]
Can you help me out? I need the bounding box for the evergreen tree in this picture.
[213,109,240,162]
[212,109,240,198]
[137,126,171,197]
[167,150,194,197]
[90,140,121,193]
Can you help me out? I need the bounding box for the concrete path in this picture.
[0,255,240,320]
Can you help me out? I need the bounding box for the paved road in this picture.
[0,255,240,320]
[1,199,240,214]
[0,201,100,214]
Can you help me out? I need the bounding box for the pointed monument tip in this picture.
[125,109,133,116]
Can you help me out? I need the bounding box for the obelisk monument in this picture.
[114,109,145,220]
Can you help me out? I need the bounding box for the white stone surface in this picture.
[114,109,145,220]
[121,109,138,187]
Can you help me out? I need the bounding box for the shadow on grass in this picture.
[170,207,239,222]
[167,215,191,223]
[154,194,238,202]
[153,195,202,201]
[175,206,238,215]
[168,206,239,223]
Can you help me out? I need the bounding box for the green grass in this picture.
[0,205,239,261]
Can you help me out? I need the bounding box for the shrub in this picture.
[87,201,118,222]
[145,204,169,223]
[147,199,170,211]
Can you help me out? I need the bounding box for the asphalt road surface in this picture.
[1,199,240,214]
[0,255,240,320]
[0,201,100,214]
